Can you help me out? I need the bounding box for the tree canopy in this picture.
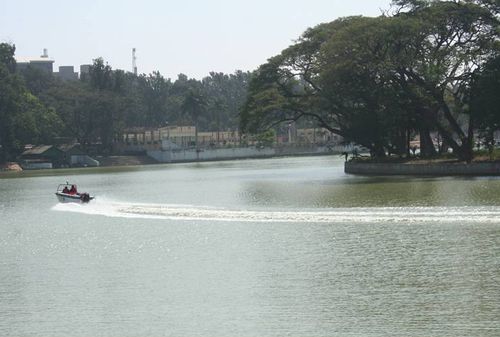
[3,0,500,163]
[241,0,500,161]
[0,44,62,161]
[0,43,251,161]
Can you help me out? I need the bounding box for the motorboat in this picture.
[55,183,94,203]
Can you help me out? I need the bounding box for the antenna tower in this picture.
[132,48,137,75]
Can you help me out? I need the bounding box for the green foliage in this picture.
[0,43,62,161]
[202,71,250,131]
[88,58,114,91]
[181,88,207,124]
[5,0,499,163]
[0,43,16,73]
[15,93,63,145]
[255,129,276,147]
[469,55,500,145]
[20,66,55,95]
[0,46,251,161]
[241,1,500,161]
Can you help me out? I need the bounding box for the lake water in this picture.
[0,156,499,336]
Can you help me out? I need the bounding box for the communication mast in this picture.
[132,48,137,75]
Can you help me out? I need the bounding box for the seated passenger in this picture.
[69,185,77,195]
[62,186,70,194]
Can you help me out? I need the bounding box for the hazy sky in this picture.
[1,0,393,79]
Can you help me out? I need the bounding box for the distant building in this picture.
[18,145,64,169]
[120,126,201,150]
[54,66,78,81]
[16,48,95,83]
[80,64,91,75]
[160,126,197,147]
[121,127,161,145]
[16,49,54,74]
[198,131,240,146]
[58,144,99,167]
[18,144,99,169]
[119,125,340,150]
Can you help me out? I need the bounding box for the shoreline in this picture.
[2,145,348,173]
[345,160,500,176]
[0,152,337,177]
[7,153,500,177]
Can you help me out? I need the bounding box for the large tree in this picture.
[181,87,207,148]
[241,17,411,157]
[0,43,62,161]
[469,55,500,146]
[241,0,500,161]
[389,0,500,161]
[0,43,23,160]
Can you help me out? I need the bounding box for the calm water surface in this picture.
[0,156,499,336]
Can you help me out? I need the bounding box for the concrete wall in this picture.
[70,155,100,167]
[148,147,275,163]
[148,145,355,164]
[345,161,500,176]
[27,61,54,74]
[55,66,78,81]
[21,162,53,170]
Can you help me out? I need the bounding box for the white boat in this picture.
[55,183,94,203]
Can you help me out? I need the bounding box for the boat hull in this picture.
[55,192,94,203]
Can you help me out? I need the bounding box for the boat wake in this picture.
[52,198,500,223]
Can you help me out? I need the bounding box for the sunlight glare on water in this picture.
[0,156,499,337]
[53,198,500,223]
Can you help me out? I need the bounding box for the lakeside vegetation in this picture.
[2,0,500,165]
[241,0,500,163]
[0,45,250,161]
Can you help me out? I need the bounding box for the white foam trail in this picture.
[52,198,164,219]
[51,198,500,223]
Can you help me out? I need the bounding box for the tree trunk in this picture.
[439,138,449,154]
[407,128,411,158]
[372,143,386,158]
[465,114,474,163]
[419,126,437,158]
[397,129,408,157]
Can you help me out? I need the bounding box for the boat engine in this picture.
[80,193,90,202]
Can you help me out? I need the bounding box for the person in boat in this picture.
[69,185,77,195]
[62,186,70,194]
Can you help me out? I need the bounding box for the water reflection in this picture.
[243,175,500,208]
[0,156,499,336]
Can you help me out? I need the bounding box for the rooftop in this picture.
[15,56,55,64]
[21,145,55,155]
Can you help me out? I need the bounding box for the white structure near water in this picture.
[120,124,354,163]
[147,139,355,163]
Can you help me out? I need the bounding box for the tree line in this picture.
[241,0,500,162]
[0,44,250,161]
[3,0,500,163]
